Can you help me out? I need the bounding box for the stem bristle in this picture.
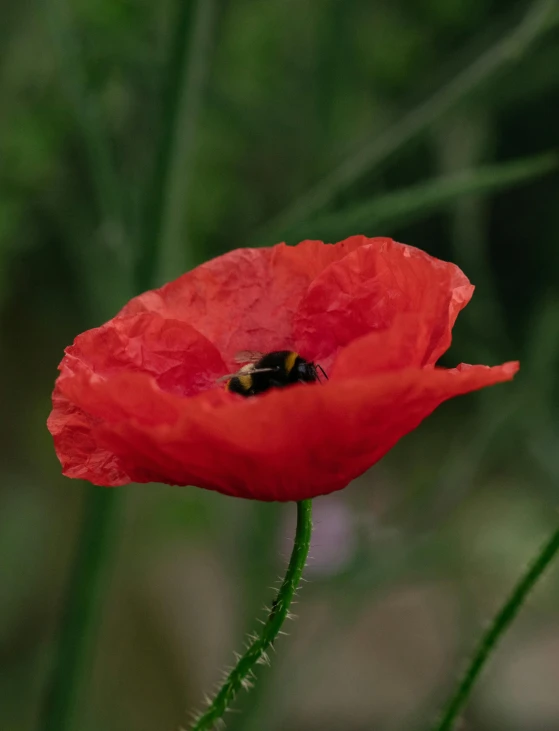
[187,500,313,730]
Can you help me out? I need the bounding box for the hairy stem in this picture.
[431,523,559,731]
[189,499,313,731]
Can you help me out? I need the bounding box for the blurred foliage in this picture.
[1,0,559,730]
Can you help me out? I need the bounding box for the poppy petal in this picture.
[330,313,436,379]
[293,239,473,367]
[48,313,228,484]
[59,312,227,396]
[48,388,132,485]
[54,360,518,500]
[117,237,370,366]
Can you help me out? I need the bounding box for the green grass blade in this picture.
[282,151,558,242]
[39,488,121,731]
[38,7,221,731]
[45,0,126,249]
[255,0,559,244]
[136,0,218,291]
[430,523,559,731]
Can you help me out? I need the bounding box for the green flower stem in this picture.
[431,523,559,731]
[40,488,121,731]
[190,499,313,731]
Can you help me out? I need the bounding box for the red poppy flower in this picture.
[48,236,518,501]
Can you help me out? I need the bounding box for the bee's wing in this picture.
[216,371,243,383]
[216,365,275,383]
[215,352,263,384]
[234,350,264,364]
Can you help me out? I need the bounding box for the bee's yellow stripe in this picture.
[285,351,298,374]
[238,374,253,390]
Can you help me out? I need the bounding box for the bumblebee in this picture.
[222,350,327,397]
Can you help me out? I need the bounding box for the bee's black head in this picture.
[294,360,316,382]
[295,359,327,383]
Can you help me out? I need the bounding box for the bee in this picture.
[220,350,327,397]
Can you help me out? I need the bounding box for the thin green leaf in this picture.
[281,151,558,242]
[137,0,219,291]
[255,0,559,244]
[430,523,559,731]
[39,488,122,731]
[45,0,127,253]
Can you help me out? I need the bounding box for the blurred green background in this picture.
[2,0,559,729]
